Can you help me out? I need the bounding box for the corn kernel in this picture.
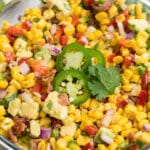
[113,56,123,64]
[118,117,128,125]
[39,117,51,127]
[116,14,125,22]
[0,52,5,62]
[123,69,133,80]
[89,99,100,109]
[48,59,55,70]
[0,106,6,116]
[77,135,90,146]
[138,119,149,128]
[108,142,118,150]
[122,84,133,92]
[109,5,118,18]
[0,80,8,88]
[98,144,106,150]
[95,12,108,22]
[109,124,122,133]
[1,118,14,130]
[74,128,81,138]
[64,24,75,36]
[121,47,130,56]
[22,79,35,88]
[135,3,143,19]
[135,112,147,122]
[10,79,21,89]
[49,137,56,150]
[88,109,103,120]
[108,95,117,104]
[56,138,67,149]
[80,99,90,109]
[43,9,55,20]
[38,140,46,150]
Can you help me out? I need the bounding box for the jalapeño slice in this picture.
[87,48,106,66]
[56,43,91,71]
[52,69,90,105]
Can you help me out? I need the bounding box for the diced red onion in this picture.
[50,46,61,56]
[0,88,7,99]
[101,109,115,127]
[80,36,88,45]
[130,84,139,96]
[143,124,150,132]
[107,25,115,32]
[100,133,114,144]
[8,61,18,68]
[117,22,127,36]
[50,24,57,35]
[39,128,51,139]
[20,62,30,75]
[126,32,134,39]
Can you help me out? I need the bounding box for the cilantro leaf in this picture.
[88,64,121,100]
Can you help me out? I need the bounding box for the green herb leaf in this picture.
[88,64,121,100]
[0,0,5,13]
[40,0,46,4]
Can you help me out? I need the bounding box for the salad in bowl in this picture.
[0,0,150,149]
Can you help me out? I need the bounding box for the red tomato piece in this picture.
[84,0,94,6]
[30,59,49,77]
[136,90,148,106]
[124,54,134,67]
[60,35,68,46]
[22,21,32,31]
[128,144,139,150]
[72,16,79,26]
[7,26,24,37]
[83,140,95,150]
[54,28,63,41]
[141,72,149,90]
[117,99,128,109]
[18,57,29,65]
[4,51,14,62]
[107,53,116,63]
[6,33,16,43]
[32,82,42,94]
[84,125,98,136]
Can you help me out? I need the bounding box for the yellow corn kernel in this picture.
[115,135,124,144]
[39,111,46,118]
[104,103,117,111]
[122,75,129,85]
[1,118,14,130]
[56,138,67,149]
[95,12,108,22]
[1,21,11,32]
[80,120,93,130]
[93,30,102,38]
[74,128,81,138]
[124,104,137,119]
[108,95,117,104]
[137,132,150,144]
[64,135,73,143]
[43,9,55,20]
[135,3,145,19]
[73,5,82,16]
[131,74,140,83]
[121,130,131,137]
[68,104,76,114]
[88,109,103,120]
[118,117,128,125]
[0,106,6,116]
[80,99,90,109]
[49,137,56,150]
[0,80,8,88]
[121,47,130,56]
[22,79,35,88]
[116,0,125,6]
[101,25,107,31]
[109,125,122,133]
[64,24,75,36]
[138,119,149,128]
[0,52,5,62]
[113,56,123,64]
[98,144,107,150]
[48,59,55,70]
[122,84,133,92]
[86,33,96,41]
[100,19,110,25]
[123,69,133,80]
[122,122,132,130]
[89,99,100,109]
[39,117,51,127]
[108,142,118,150]
[109,5,118,18]
[77,135,90,146]
[25,73,34,80]
[10,79,21,89]
[0,128,6,137]
[116,14,125,22]
[135,112,147,122]
[38,140,46,150]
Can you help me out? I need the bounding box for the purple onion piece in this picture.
[50,46,61,56]
[39,128,51,139]
[143,124,150,132]
[0,88,7,99]
[126,32,134,39]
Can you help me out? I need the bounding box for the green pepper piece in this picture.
[53,69,90,105]
[0,73,5,80]
[67,140,78,150]
[56,43,91,72]
[87,48,106,67]
[0,93,18,108]
[20,135,31,145]
[51,128,60,138]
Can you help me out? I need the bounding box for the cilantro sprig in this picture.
[88,64,121,100]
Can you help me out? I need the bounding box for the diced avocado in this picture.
[118,140,129,149]
[128,19,149,32]
[67,140,78,150]
[0,73,5,80]
[51,128,60,138]
[94,127,115,144]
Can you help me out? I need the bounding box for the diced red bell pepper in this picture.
[83,0,94,6]
[83,140,95,150]
[72,16,79,26]
[4,51,14,62]
[117,99,128,109]
[31,82,42,94]
[7,26,24,37]
[60,35,68,46]
[128,144,139,150]
[84,125,98,136]
[136,90,148,106]
[124,54,134,67]
[108,53,116,63]
[22,21,32,31]
[141,72,149,90]
[18,57,29,65]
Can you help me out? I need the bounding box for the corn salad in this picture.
[0,0,150,150]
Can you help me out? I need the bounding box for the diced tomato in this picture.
[30,59,49,77]
[109,18,118,28]
[6,33,16,43]
[72,16,79,26]
[31,82,42,94]
[60,35,68,46]
[124,54,134,67]
[84,125,98,136]
[18,57,29,65]
[128,144,139,150]
[117,38,127,47]
[7,26,24,37]
[136,90,148,106]
[58,93,70,106]
[141,72,148,90]
[83,0,94,6]
[117,99,128,109]
[54,28,63,41]
[22,21,32,31]
[83,140,95,150]
[77,39,86,45]
[108,53,116,63]
[4,51,14,62]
